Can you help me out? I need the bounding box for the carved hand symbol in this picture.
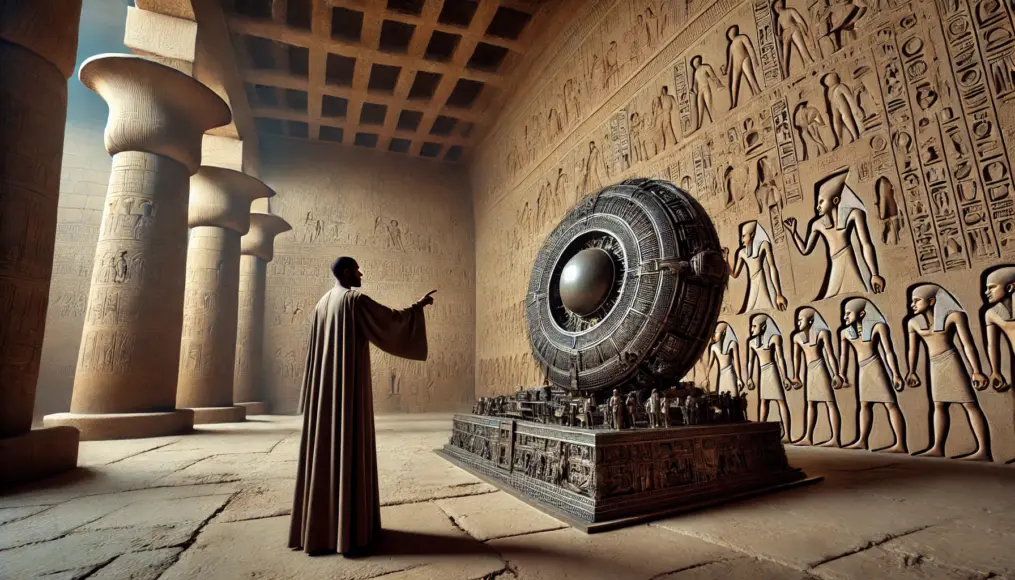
[892,374,904,392]
[783,217,797,231]
[871,275,886,293]
[746,379,756,391]
[989,371,1011,393]
[905,373,921,388]
[831,375,843,389]
[776,295,788,311]
[971,372,989,392]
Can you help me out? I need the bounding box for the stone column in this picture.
[44,54,231,441]
[234,213,292,414]
[176,168,274,423]
[0,0,83,487]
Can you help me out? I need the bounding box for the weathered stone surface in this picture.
[435,491,567,541]
[214,479,293,523]
[487,525,736,580]
[656,557,814,579]
[90,547,183,580]
[812,547,981,580]
[77,437,181,468]
[160,503,503,580]
[79,493,232,531]
[3,414,1013,580]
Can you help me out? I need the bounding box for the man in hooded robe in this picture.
[906,284,992,461]
[289,257,436,555]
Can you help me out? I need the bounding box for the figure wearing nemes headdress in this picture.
[785,168,885,300]
[289,257,435,555]
[906,284,992,461]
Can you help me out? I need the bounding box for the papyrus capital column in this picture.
[0,0,83,487]
[176,168,274,423]
[44,54,231,441]
[235,212,292,414]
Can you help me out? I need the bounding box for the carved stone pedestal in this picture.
[0,426,80,488]
[44,410,195,441]
[437,415,818,532]
[236,401,266,416]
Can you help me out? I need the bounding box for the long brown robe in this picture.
[288,286,428,555]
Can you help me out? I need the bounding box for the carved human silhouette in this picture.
[838,298,907,452]
[659,85,678,148]
[789,307,842,447]
[983,266,1015,395]
[690,55,723,131]
[582,140,607,193]
[784,169,885,300]
[747,313,792,441]
[906,284,992,461]
[823,0,866,51]
[604,41,620,88]
[629,112,649,163]
[773,0,816,77]
[793,100,828,160]
[704,321,744,395]
[726,221,788,313]
[822,72,863,147]
[722,25,762,108]
[874,176,902,245]
[753,156,783,214]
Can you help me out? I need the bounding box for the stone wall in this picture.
[259,136,476,414]
[471,0,1015,462]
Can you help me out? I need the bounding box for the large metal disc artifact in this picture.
[526,178,728,393]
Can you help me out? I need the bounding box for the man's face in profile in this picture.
[345,263,363,287]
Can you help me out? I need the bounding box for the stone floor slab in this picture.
[874,510,1015,577]
[154,453,297,486]
[90,547,183,580]
[0,504,50,525]
[435,490,568,541]
[811,547,983,580]
[80,493,233,531]
[0,525,193,578]
[656,556,816,579]
[215,478,294,523]
[486,524,737,580]
[159,502,503,580]
[77,437,181,468]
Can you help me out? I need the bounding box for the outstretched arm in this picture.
[784,217,821,254]
[357,292,431,361]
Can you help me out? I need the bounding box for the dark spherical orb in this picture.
[558,248,616,316]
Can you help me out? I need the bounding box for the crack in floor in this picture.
[101,441,181,467]
[380,488,498,507]
[75,556,118,580]
[646,557,736,580]
[153,491,240,578]
[808,524,934,569]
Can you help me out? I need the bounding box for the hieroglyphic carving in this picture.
[772,96,805,203]
[609,109,632,175]
[938,0,1015,257]
[873,17,946,274]
[752,0,784,83]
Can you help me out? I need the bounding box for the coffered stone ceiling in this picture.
[223,0,563,162]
